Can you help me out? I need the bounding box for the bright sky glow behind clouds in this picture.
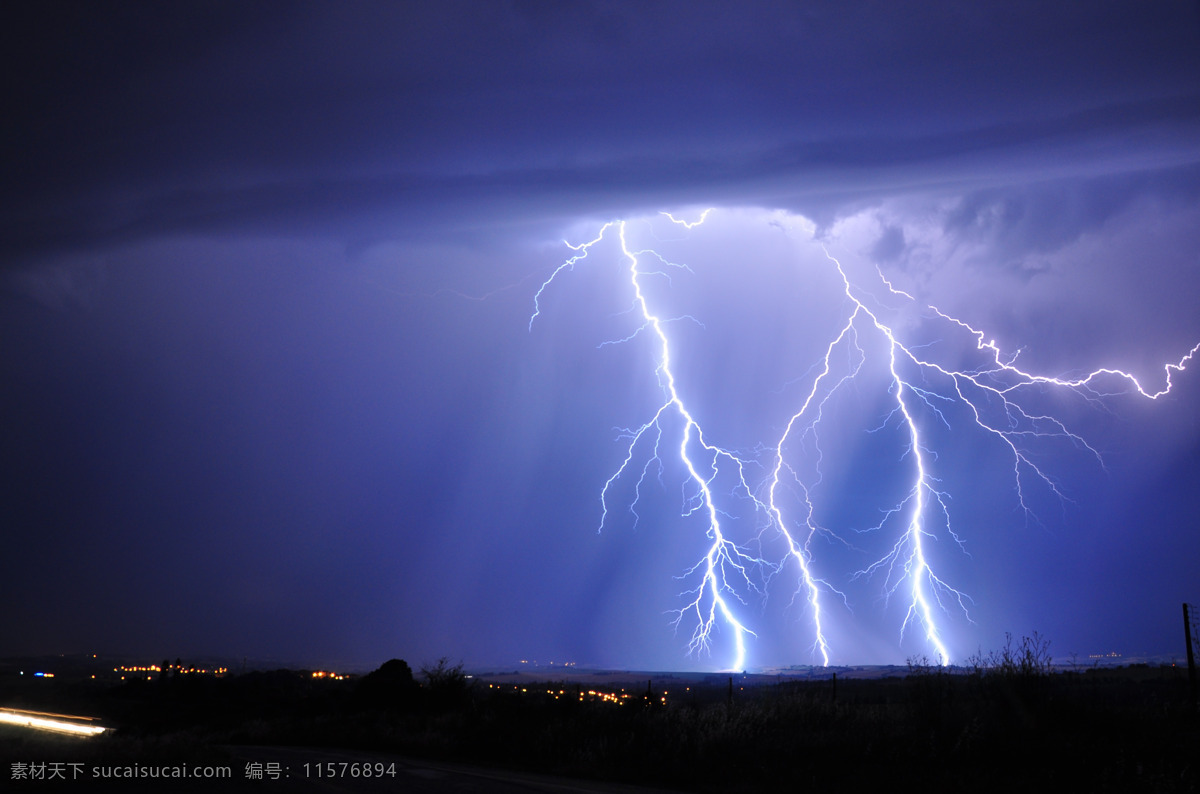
[1,2,1199,670]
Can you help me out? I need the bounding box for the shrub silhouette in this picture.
[420,657,468,709]
[966,632,1053,678]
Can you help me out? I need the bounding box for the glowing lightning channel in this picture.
[765,241,1197,667]
[531,209,1198,670]
[766,248,966,667]
[661,208,713,228]
[532,216,768,671]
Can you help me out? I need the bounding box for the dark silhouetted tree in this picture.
[357,658,418,710]
[420,657,468,709]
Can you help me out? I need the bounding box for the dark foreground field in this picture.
[2,658,1197,792]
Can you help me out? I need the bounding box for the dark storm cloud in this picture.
[6,91,1199,269]
[4,2,1199,267]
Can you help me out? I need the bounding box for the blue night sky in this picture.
[2,2,1199,671]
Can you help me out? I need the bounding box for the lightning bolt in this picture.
[530,208,1198,670]
[532,217,771,671]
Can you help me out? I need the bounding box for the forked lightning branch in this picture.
[529,209,1198,671]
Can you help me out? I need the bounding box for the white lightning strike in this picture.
[530,209,1198,670]
[600,220,763,671]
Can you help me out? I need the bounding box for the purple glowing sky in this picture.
[2,2,1198,670]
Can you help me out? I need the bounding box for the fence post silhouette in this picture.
[1184,602,1197,711]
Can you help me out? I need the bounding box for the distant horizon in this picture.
[2,643,1188,678]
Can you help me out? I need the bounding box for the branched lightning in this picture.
[544,219,765,671]
[530,209,1198,670]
